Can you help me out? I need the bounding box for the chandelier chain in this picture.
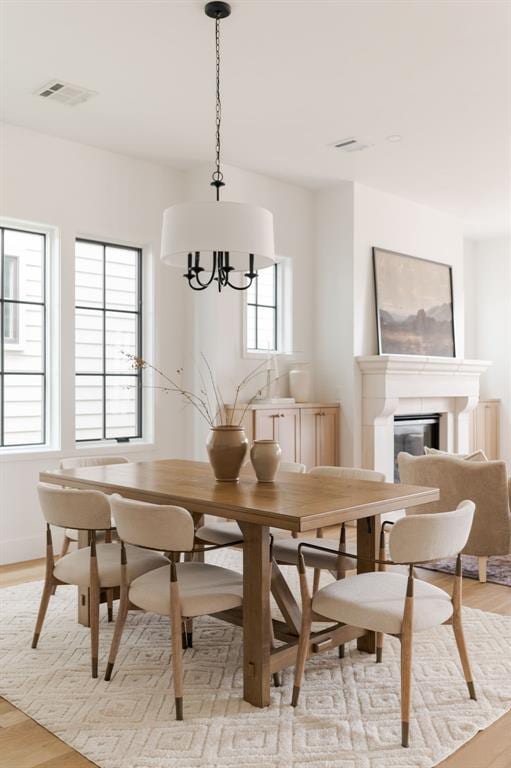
[212,15,224,198]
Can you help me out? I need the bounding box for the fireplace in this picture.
[394,414,440,481]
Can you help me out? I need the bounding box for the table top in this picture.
[40,459,440,532]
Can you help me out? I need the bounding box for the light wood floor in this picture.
[1,553,510,768]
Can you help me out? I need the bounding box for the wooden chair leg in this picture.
[51,534,72,595]
[400,567,414,748]
[89,534,100,679]
[31,578,54,648]
[292,560,312,707]
[452,617,477,700]
[32,524,56,648]
[312,568,321,596]
[105,543,129,681]
[170,563,184,720]
[376,632,384,663]
[478,556,487,583]
[185,617,193,648]
[106,589,114,622]
[452,554,477,700]
[268,611,281,687]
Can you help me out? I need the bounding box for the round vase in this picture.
[250,439,282,483]
[207,426,249,482]
[289,367,312,403]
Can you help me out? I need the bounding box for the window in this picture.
[1,227,47,447]
[246,264,278,352]
[75,239,142,442]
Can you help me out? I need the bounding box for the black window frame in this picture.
[0,226,47,448]
[247,263,278,352]
[75,238,143,443]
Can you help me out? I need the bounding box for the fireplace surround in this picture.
[357,355,491,481]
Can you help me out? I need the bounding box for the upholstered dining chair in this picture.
[105,495,245,720]
[398,452,511,582]
[292,501,477,748]
[32,483,167,677]
[272,466,386,597]
[195,460,307,546]
[57,455,129,558]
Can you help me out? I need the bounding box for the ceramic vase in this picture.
[250,439,282,482]
[207,426,249,482]
[289,367,312,403]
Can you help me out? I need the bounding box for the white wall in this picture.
[0,123,185,563]
[181,164,315,459]
[0,125,316,562]
[464,236,511,466]
[314,180,465,469]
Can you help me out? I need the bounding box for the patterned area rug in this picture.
[1,550,510,768]
[420,554,511,587]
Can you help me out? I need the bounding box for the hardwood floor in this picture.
[0,553,510,768]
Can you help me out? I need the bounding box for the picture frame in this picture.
[373,247,456,357]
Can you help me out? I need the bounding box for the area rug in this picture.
[420,554,511,587]
[1,550,510,768]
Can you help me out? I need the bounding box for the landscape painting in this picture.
[373,248,455,357]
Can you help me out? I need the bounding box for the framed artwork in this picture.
[373,247,455,357]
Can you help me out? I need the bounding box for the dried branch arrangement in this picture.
[127,353,280,428]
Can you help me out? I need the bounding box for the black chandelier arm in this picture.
[224,274,256,291]
[183,252,218,289]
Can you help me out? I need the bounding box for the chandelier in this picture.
[161,1,275,292]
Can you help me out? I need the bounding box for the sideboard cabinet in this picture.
[469,399,501,460]
[226,402,340,469]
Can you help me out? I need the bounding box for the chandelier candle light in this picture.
[161,1,275,292]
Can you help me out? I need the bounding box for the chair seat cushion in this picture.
[195,521,243,546]
[273,537,355,572]
[313,571,453,635]
[129,562,244,618]
[196,521,288,546]
[53,543,167,588]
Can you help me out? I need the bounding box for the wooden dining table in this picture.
[40,458,439,708]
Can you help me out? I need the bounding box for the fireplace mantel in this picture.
[356,355,491,479]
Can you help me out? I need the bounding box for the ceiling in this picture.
[1,0,510,238]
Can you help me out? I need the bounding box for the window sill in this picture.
[0,440,156,464]
[242,349,302,362]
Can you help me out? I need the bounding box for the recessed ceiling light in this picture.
[386,134,402,142]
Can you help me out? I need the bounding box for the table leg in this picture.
[356,514,380,653]
[77,530,90,627]
[239,521,271,708]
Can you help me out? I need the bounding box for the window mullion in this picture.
[102,245,106,441]
[1,228,4,447]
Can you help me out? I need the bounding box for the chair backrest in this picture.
[59,455,129,470]
[398,451,511,556]
[110,495,195,552]
[389,500,475,563]
[279,461,306,474]
[37,483,112,530]
[309,466,386,482]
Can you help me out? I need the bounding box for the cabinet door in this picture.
[254,409,280,441]
[277,408,300,463]
[319,408,338,466]
[299,408,322,469]
[254,408,300,462]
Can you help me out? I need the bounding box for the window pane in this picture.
[75,309,103,373]
[3,374,44,445]
[256,306,276,351]
[75,241,103,308]
[105,247,138,310]
[246,305,256,350]
[75,375,104,441]
[246,279,256,305]
[4,303,44,372]
[105,312,137,373]
[106,376,138,438]
[3,230,44,302]
[256,266,276,306]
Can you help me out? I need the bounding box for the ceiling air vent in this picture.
[35,80,97,106]
[334,137,371,153]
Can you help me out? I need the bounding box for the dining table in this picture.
[40,458,439,708]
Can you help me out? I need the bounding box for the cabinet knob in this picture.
[280,413,285,417]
